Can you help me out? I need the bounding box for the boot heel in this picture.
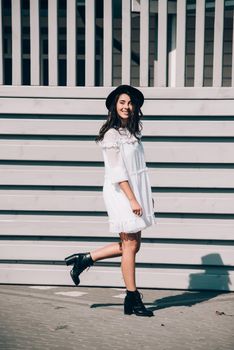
[124,303,133,315]
[64,254,77,266]
[124,290,154,317]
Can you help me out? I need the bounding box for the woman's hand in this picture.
[129,198,143,216]
[118,181,143,216]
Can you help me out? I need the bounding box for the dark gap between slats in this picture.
[0,235,233,246]
[0,185,102,191]
[1,114,234,121]
[0,115,106,120]
[1,135,234,142]
[0,185,234,193]
[0,211,234,219]
[1,160,234,169]
[0,260,233,271]
[0,160,104,166]
[0,210,108,216]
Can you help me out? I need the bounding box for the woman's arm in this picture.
[119,180,142,216]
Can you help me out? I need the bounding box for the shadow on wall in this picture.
[189,253,231,291]
[151,253,231,311]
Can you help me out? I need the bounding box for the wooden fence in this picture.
[1,0,234,87]
[0,87,233,291]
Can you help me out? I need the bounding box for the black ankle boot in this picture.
[64,252,94,286]
[124,289,154,317]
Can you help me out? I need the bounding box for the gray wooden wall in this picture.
[0,87,233,291]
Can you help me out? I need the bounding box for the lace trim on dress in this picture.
[119,136,141,145]
[98,128,142,149]
[118,128,142,145]
[98,141,120,149]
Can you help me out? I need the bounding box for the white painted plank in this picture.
[0,140,100,161]
[122,0,131,84]
[0,215,111,237]
[0,166,105,185]
[1,119,234,136]
[1,190,234,214]
[0,215,233,240]
[1,165,234,189]
[1,140,234,163]
[11,0,22,85]
[0,119,104,135]
[0,0,3,85]
[147,168,234,188]
[213,0,224,87]
[0,190,105,212]
[153,192,234,214]
[103,0,112,86]
[157,0,167,86]
[140,0,149,86]
[2,97,234,115]
[66,0,77,86]
[1,86,234,99]
[48,0,58,85]
[142,99,234,116]
[0,264,233,290]
[194,0,205,87]
[150,218,234,240]
[141,120,234,137]
[1,241,233,266]
[30,0,40,85]
[175,0,186,87]
[85,0,95,86]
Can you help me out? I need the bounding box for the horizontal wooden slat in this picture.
[0,240,233,266]
[0,264,233,290]
[1,119,234,136]
[1,190,234,214]
[0,215,111,237]
[1,98,234,115]
[1,86,234,99]
[1,140,234,163]
[1,165,234,188]
[0,166,104,185]
[0,215,233,240]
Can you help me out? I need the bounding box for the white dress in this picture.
[98,127,156,234]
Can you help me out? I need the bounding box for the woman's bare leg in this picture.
[90,242,122,262]
[119,231,141,291]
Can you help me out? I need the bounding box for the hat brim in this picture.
[105,85,144,110]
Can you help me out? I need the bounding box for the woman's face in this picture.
[116,93,133,121]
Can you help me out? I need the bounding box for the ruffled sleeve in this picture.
[99,128,129,184]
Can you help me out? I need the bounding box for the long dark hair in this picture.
[95,92,143,143]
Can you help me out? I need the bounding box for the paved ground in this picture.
[0,284,233,350]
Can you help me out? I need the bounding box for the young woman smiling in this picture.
[65,85,155,317]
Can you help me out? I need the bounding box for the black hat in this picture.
[105,85,144,110]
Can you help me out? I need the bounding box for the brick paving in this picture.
[0,285,233,350]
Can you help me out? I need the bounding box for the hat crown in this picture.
[105,85,144,110]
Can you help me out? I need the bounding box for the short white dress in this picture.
[98,127,156,234]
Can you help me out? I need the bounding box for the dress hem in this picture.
[108,214,156,234]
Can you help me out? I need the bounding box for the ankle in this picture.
[126,289,137,294]
[88,252,95,264]
[85,252,94,265]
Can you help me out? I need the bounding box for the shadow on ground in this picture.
[90,253,231,311]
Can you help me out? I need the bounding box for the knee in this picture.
[119,232,141,254]
[121,239,140,255]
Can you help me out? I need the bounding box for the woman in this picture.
[65,85,156,317]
